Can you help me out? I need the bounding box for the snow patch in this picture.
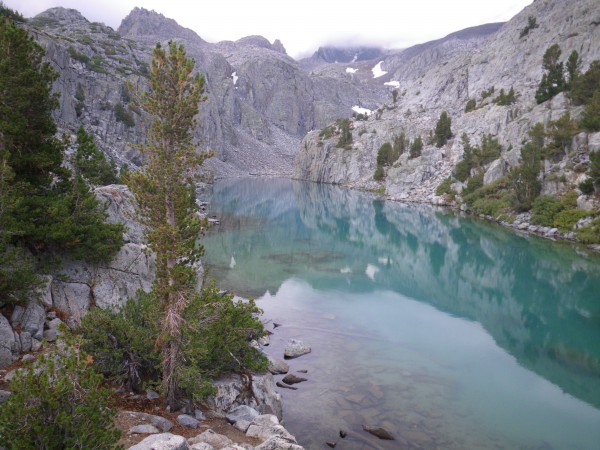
[351,53,358,63]
[371,61,387,78]
[352,105,372,116]
[346,67,358,74]
[384,81,400,88]
[232,71,238,85]
[340,267,352,274]
[365,264,379,280]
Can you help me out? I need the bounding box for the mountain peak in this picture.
[117,7,205,44]
[33,7,88,25]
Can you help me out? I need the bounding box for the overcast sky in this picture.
[9,0,533,58]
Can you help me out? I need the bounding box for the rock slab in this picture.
[283,339,311,359]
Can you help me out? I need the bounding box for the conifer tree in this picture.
[434,111,452,147]
[535,44,566,104]
[128,41,211,408]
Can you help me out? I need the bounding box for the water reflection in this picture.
[202,178,600,449]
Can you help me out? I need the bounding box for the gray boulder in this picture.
[50,281,90,328]
[0,314,17,369]
[483,158,507,186]
[254,437,304,450]
[267,356,289,375]
[128,433,188,450]
[226,405,260,424]
[124,411,173,432]
[18,331,32,353]
[283,339,311,359]
[177,414,200,429]
[129,424,160,434]
[11,299,45,340]
[189,444,215,450]
[187,429,232,449]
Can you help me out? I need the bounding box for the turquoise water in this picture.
[202,178,600,450]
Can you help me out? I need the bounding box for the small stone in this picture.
[194,409,206,420]
[276,381,298,390]
[363,425,395,440]
[129,424,160,434]
[258,335,270,346]
[282,374,307,385]
[273,322,281,328]
[177,414,200,428]
[21,354,35,363]
[0,389,11,404]
[326,442,337,448]
[233,419,251,432]
[339,430,347,438]
[296,369,308,373]
[146,389,159,400]
[43,329,58,342]
[226,405,259,424]
[31,338,42,352]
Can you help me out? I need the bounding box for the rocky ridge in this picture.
[294,0,600,220]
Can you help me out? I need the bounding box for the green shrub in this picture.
[463,176,510,216]
[336,119,352,149]
[0,339,121,449]
[481,86,495,99]
[519,16,539,38]
[319,125,334,140]
[435,177,456,200]
[576,217,600,244]
[470,196,510,217]
[465,99,476,113]
[68,46,89,64]
[492,87,517,106]
[553,208,589,232]
[580,91,600,132]
[115,103,135,127]
[579,178,594,194]
[409,136,423,158]
[81,291,161,392]
[82,282,268,403]
[374,165,385,181]
[463,171,484,196]
[531,196,563,226]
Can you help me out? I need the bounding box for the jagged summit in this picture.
[300,46,386,70]
[117,7,205,45]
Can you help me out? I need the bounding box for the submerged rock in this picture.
[267,355,289,374]
[281,374,307,385]
[362,425,395,440]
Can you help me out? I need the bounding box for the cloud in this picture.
[5,0,533,59]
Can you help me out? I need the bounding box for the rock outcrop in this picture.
[294,0,600,208]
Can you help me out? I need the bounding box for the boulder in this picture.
[283,339,311,359]
[189,444,214,450]
[11,299,45,340]
[254,437,304,450]
[0,314,17,369]
[18,331,32,353]
[129,424,160,434]
[276,382,297,390]
[267,356,289,375]
[50,281,90,328]
[177,414,201,429]
[209,372,282,420]
[226,405,260,424]
[483,158,506,186]
[187,429,232,449]
[128,433,188,450]
[246,424,296,443]
[124,411,173,432]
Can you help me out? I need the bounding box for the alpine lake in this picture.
[201,177,600,450]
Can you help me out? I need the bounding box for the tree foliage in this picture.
[74,126,119,186]
[0,338,121,449]
[336,119,352,149]
[535,44,566,104]
[0,11,122,304]
[509,141,542,211]
[409,136,423,159]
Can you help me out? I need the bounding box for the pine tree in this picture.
[74,126,118,186]
[128,41,211,408]
[434,111,452,147]
[535,44,566,104]
[565,50,581,89]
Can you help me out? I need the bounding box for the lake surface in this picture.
[201,178,600,450]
